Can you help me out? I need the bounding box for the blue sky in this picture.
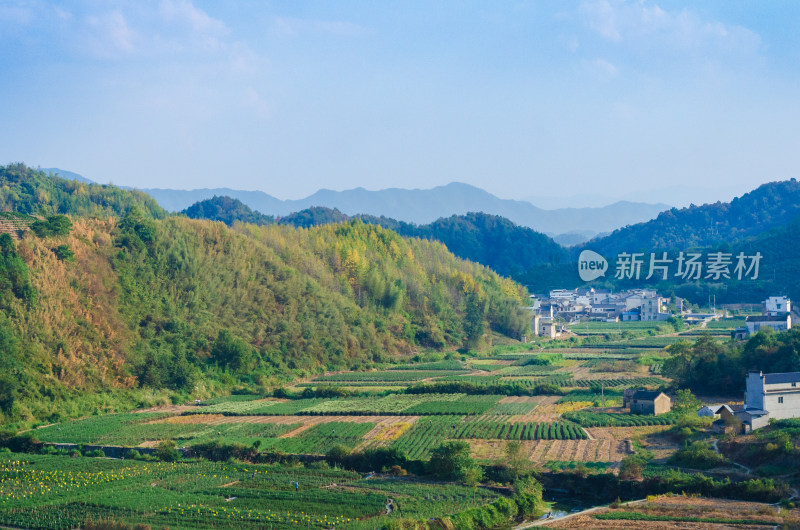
[1,1,799,206]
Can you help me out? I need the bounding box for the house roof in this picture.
[739,408,769,417]
[764,372,800,384]
[632,390,666,401]
[746,315,790,323]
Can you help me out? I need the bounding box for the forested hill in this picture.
[0,186,530,425]
[183,195,274,226]
[182,199,569,279]
[381,212,569,278]
[0,164,165,219]
[584,179,800,256]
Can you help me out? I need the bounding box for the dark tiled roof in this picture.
[632,390,665,401]
[764,372,800,384]
[739,409,769,417]
[746,315,790,323]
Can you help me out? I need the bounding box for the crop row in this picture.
[312,370,467,382]
[389,360,464,371]
[563,410,678,427]
[186,394,504,417]
[485,401,538,415]
[573,377,665,388]
[450,418,588,441]
[271,422,374,454]
[389,416,589,460]
[496,365,561,376]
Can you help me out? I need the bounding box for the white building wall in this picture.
[762,384,800,420]
[745,372,800,421]
[765,296,791,315]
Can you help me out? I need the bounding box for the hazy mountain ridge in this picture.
[141,182,669,237]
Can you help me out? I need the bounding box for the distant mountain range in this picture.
[141,182,669,240]
[41,168,95,184]
[37,169,670,241]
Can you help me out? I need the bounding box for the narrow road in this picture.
[711,439,750,475]
[514,499,646,528]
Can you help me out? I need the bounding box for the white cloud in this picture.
[578,0,762,55]
[586,57,619,78]
[84,10,136,57]
[159,0,229,41]
[579,0,621,42]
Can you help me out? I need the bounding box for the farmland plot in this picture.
[312,370,467,383]
[0,454,502,529]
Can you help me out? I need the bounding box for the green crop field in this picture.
[388,416,588,459]
[311,371,467,383]
[485,401,539,415]
[388,360,464,371]
[563,410,679,427]
[582,336,685,349]
[270,422,374,454]
[33,414,299,447]
[496,365,562,376]
[706,318,746,329]
[569,322,666,334]
[0,453,500,529]
[573,377,666,388]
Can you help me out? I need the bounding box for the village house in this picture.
[745,314,792,335]
[731,296,792,339]
[623,389,672,415]
[745,371,800,421]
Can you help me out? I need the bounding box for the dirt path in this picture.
[712,439,751,475]
[518,499,645,528]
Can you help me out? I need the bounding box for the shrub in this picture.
[52,244,75,261]
[155,440,180,462]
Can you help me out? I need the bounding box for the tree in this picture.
[53,244,75,262]
[428,441,475,481]
[504,440,531,478]
[117,207,156,252]
[210,329,253,372]
[619,454,644,480]
[462,465,483,505]
[463,289,486,350]
[155,440,180,462]
[672,389,702,416]
[31,214,72,237]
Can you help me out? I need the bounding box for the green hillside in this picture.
[183,200,568,279]
[182,195,274,226]
[0,184,530,426]
[0,163,165,219]
[369,212,569,278]
[584,179,800,257]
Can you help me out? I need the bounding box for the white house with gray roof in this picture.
[741,371,800,431]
